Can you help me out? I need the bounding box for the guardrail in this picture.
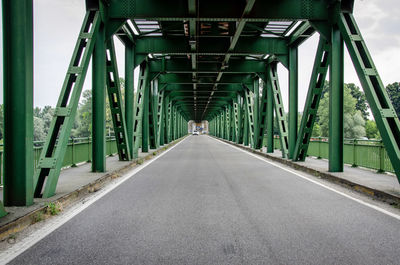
[266,136,394,174]
[0,137,117,185]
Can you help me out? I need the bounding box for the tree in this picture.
[75,90,92,137]
[365,120,380,139]
[386,82,400,119]
[347,83,369,120]
[317,84,366,138]
[34,116,46,141]
[344,111,365,139]
[312,123,321,137]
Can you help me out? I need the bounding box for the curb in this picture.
[217,137,400,207]
[0,136,187,241]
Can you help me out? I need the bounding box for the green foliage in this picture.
[365,120,380,139]
[75,89,92,137]
[344,111,365,139]
[386,82,400,119]
[32,211,44,223]
[347,83,369,120]
[312,123,321,137]
[46,202,62,215]
[34,116,46,141]
[317,83,366,139]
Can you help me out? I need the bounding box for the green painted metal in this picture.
[92,22,106,172]
[133,61,150,158]
[338,12,400,182]
[105,39,131,161]
[125,43,135,158]
[253,78,260,149]
[3,0,34,206]
[142,75,150,152]
[293,37,330,161]
[156,89,165,147]
[244,88,255,148]
[167,100,173,143]
[288,46,298,159]
[107,0,330,20]
[266,80,274,153]
[33,11,100,198]
[236,95,243,144]
[267,62,288,158]
[148,80,158,149]
[173,105,178,140]
[233,100,239,143]
[281,137,395,174]
[4,0,400,208]
[225,105,231,140]
[329,25,344,172]
[255,80,268,149]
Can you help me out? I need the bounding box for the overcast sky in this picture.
[0,0,399,117]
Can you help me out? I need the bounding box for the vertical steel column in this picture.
[157,89,165,147]
[243,104,249,146]
[125,43,134,158]
[167,100,173,143]
[142,79,150,152]
[92,23,106,172]
[162,96,169,144]
[329,26,344,172]
[3,0,34,206]
[237,94,243,144]
[266,77,274,153]
[173,106,177,140]
[253,78,260,148]
[148,80,158,149]
[216,113,220,137]
[288,46,298,159]
[132,62,149,158]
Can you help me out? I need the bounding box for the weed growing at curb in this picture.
[46,202,62,216]
[32,211,44,223]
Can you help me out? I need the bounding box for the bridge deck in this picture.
[7,136,400,264]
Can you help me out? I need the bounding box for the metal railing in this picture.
[0,137,117,185]
[268,136,394,174]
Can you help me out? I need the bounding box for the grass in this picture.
[32,211,44,223]
[46,202,62,216]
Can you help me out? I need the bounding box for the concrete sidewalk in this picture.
[0,138,185,240]
[219,138,400,205]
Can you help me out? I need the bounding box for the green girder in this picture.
[132,61,150,158]
[33,11,101,198]
[105,39,131,161]
[293,37,330,161]
[338,12,400,181]
[267,62,289,158]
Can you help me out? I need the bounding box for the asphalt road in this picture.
[10,136,400,265]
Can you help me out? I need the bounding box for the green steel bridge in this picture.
[1,0,400,218]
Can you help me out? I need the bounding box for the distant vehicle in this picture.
[193,131,199,135]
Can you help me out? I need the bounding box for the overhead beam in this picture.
[149,59,268,74]
[108,0,331,20]
[134,37,288,55]
[159,74,253,84]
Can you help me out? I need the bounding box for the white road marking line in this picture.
[0,137,188,265]
[210,136,400,221]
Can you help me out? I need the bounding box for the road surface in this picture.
[9,136,400,264]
